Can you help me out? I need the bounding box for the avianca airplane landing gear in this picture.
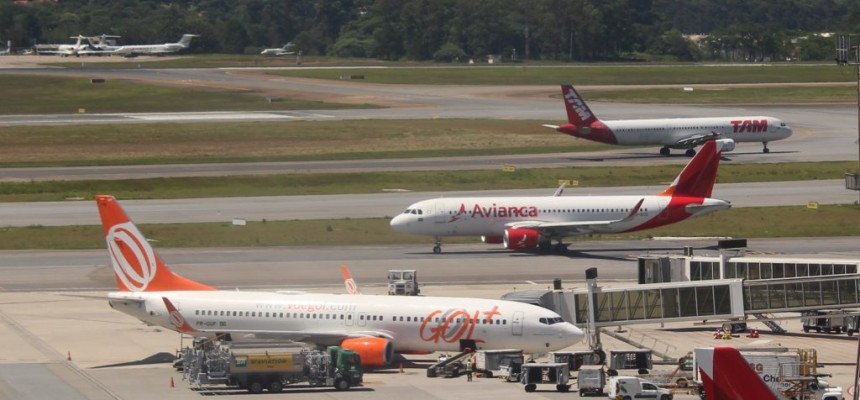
[659,146,670,156]
[685,148,697,157]
[762,141,770,153]
[433,236,442,254]
[538,237,568,254]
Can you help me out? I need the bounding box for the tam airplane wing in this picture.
[672,132,720,149]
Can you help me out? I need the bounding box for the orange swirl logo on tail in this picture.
[107,222,157,292]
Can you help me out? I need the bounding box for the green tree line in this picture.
[1,0,858,61]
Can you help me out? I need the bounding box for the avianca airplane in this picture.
[544,84,792,156]
[390,139,734,254]
[97,195,583,367]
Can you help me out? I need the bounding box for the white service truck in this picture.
[607,376,672,400]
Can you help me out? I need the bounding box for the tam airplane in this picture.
[545,84,792,156]
[97,195,584,367]
[390,139,734,254]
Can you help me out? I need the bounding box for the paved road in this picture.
[0,180,852,227]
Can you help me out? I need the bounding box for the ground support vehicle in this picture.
[521,362,571,392]
[474,349,523,378]
[577,365,606,396]
[388,269,420,295]
[802,311,845,334]
[607,376,672,400]
[182,343,362,394]
[608,349,653,376]
[550,350,604,372]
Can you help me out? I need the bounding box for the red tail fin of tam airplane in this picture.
[555,84,618,145]
[695,347,778,400]
[561,84,598,127]
[659,139,734,198]
[96,195,214,292]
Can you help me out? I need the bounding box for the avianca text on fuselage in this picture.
[451,203,539,221]
[546,84,791,156]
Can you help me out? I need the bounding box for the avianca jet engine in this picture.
[503,228,540,250]
[390,139,734,254]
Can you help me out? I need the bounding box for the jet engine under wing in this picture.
[671,132,720,149]
[506,198,645,236]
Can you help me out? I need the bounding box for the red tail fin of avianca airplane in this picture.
[695,347,777,400]
[340,265,361,295]
[659,139,734,198]
[96,195,214,292]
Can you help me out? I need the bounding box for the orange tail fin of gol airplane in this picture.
[341,265,361,295]
[659,139,735,198]
[96,195,214,292]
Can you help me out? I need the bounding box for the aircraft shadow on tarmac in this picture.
[189,386,374,395]
[92,352,176,368]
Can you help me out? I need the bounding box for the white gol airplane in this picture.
[110,34,198,56]
[97,195,584,367]
[391,139,735,254]
[260,42,296,56]
[543,84,792,156]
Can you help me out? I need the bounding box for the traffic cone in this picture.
[170,377,175,388]
[67,351,71,361]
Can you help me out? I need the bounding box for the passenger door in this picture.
[512,312,523,336]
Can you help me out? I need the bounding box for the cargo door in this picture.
[512,311,523,336]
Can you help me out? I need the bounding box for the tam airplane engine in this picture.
[339,337,394,367]
[502,228,540,250]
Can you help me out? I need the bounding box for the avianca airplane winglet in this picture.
[96,195,214,292]
[549,84,791,156]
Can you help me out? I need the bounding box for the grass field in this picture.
[579,85,856,104]
[0,161,853,202]
[0,75,374,114]
[0,119,589,167]
[1,204,855,250]
[269,64,856,85]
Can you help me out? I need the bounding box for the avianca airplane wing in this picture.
[506,198,645,235]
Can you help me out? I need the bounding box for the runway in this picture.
[0,179,852,227]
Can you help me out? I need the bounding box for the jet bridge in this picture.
[547,279,746,328]
[515,274,860,328]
